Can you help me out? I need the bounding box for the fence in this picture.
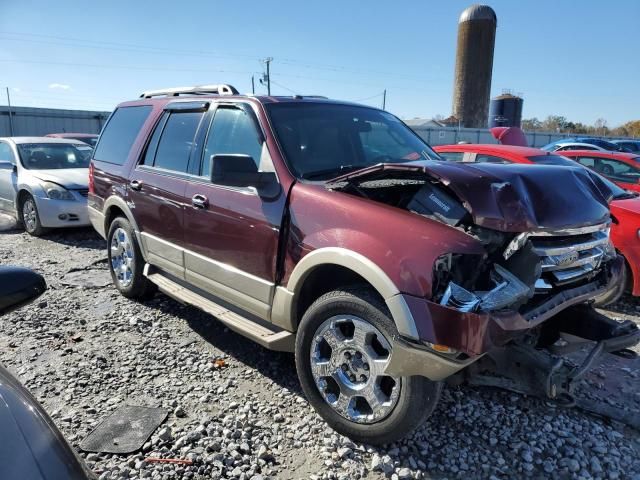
[410,126,633,148]
[0,106,111,137]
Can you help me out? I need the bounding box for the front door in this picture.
[0,141,18,212]
[183,103,286,319]
[128,106,206,279]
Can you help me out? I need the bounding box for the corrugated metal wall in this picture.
[0,106,111,137]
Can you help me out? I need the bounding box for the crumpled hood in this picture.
[29,169,88,190]
[330,161,613,232]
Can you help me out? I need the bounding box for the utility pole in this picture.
[382,89,386,110]
[251,75,255,95]
[5,87,14,136]
[263,57,273,96]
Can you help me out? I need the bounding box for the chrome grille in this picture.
[530,224,611,286]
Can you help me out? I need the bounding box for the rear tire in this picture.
[20,194,47,237]
[107,216,156,300]
[295,286,442,445]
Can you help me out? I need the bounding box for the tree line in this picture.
[521,116,640,138]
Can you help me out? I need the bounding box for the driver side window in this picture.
[202,107,264,178]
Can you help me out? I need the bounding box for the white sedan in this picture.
[0,137,92,236]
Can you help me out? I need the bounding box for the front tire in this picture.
[20,194,47,236]
[107,216,156,299]
[295,286,442,445]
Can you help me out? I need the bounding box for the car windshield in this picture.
[266,103,440,180]
[527,154,577,166]
[71,137,98,147]
[17,143,93,170]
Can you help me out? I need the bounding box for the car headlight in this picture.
[42,181,75,201]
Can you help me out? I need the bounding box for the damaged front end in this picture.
[327,161,637,358]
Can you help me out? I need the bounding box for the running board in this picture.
[146,270,295,352]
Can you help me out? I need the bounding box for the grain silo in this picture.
[489,92,524,128]
[452,4,497,128]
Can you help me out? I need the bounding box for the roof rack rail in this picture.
[140,84,239,99]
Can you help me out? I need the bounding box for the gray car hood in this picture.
[29,169,89,189]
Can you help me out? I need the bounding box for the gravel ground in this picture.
[1,221,639,480]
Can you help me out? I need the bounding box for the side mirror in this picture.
[0,161,15,172]
[0,267,47,315]
[211,154,277,188]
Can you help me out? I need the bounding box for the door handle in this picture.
[130,180,142,191]
[191,194,208,209]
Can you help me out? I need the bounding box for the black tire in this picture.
[592,257,629,307]
[107,216,156,300]
[295,286,442,445]
[19,194,47,237]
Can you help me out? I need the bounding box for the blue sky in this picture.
[1,0,638,126]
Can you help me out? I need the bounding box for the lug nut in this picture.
[344,352,352,359]
[363,363,369,371]
[341,364,348,371]
[355,352,362,359]
[349,374,356,382]
[360,375,367,382]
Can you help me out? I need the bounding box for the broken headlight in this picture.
[440,264,531,313]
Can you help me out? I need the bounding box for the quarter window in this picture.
[202,107,263,177]
[0,142,14,163]
[93,106,152,165]
[151,111,203,173]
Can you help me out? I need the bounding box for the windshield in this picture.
[71,136,98,147]
[266,103,440,180]
[17,143,93,170]
[527,154,577,166]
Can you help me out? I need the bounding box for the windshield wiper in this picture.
[302,164,370,180]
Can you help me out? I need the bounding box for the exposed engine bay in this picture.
[327,165,617,317]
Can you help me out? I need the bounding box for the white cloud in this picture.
[48,83,72,90]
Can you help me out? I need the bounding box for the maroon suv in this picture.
[88,84,629,444]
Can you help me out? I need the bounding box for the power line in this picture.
[269,79,299,95]
[0,30,436,84]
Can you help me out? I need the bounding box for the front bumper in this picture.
[402,255,624,357]
[35,196,90,228]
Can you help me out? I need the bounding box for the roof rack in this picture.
[140,84,239,99]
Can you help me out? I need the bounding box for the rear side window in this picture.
[93,106,152,165]
[437,151,464,162]
[475,154,509,164]
[150,111,203,173]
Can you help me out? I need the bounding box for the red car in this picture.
[434,144,640,301]
[558,150,640,193]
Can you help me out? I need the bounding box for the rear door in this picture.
[182,102,286,319]
[128,102,208,279]
[0,141,18,212]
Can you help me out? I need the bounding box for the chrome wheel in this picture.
[310,315,401,424]
[110,227,134,288]
[22,198,38,232]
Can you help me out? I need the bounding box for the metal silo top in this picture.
[459,4,497,23]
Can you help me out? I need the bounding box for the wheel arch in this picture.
[271,247,419,340]
[102,196,147,259]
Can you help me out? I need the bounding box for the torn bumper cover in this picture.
[385,256,631,381]
[405,255,623,357]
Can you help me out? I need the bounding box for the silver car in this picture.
[0,137,91,236]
